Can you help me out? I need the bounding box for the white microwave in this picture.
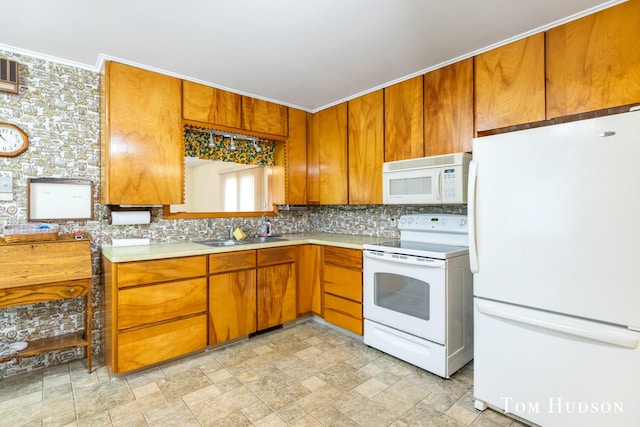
[382,152,471,205]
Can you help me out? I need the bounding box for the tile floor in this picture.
[0,320,527,427]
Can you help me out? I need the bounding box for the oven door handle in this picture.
[364,251,445,268]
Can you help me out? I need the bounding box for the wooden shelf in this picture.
[0,239,93,372]
[18,331,88,358]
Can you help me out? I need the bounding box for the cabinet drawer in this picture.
[116,314,207,373]
[323,293,363,335]
[0,279,91,309]
[323,247,362,270]
[117,278,207,330]
[257,246,297,267]
[209,250,256,273]
[323,264,362,302]
[116,256,207,288]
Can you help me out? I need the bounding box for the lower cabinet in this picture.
[322,246,364,335]
[102,255,208,373]
[257,247,297,330]
[209,247,297,345]
[297,244,322,316]
[209,250,257,345]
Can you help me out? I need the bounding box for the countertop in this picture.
[101,232,391,262]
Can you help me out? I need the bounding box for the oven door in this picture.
[363,250,446,344]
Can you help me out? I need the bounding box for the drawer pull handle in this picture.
[68,288,76,294]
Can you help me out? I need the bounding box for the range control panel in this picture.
[398,214,468,233]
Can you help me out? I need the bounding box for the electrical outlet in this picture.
[389,216,397,227]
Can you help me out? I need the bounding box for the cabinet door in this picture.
[546,1,640,118]
[102,62,183,204]
[285,108,308,204]
[348,90,384,205]
[242,97,288,136]
[317,103,348,204]
[306,113,320,204]
[384,75,424,161]
[424,58,474,155]
[475,33,545,132]
[297,244,321,316]
[209,270,257,344]
[257,262,297,330]
[182,80,241,128]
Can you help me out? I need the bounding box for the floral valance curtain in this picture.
[184,127,275,166]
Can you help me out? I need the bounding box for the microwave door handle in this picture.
[436,170,442,200]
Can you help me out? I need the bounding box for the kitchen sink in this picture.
[193,236,288,247]
[243,236,288,243]
[192,239,250,247]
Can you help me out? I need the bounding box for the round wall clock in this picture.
[0,122,29,157]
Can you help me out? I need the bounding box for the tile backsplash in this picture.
[0,49,466,377]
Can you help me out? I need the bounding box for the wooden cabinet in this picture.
[209,247,297,343]
[314,102,348,204]
[101,61,183,205]
[384,75,424,161]
[297,244,321,316]
[424,58,474,155]
[546,0,640,118]
[306,112,320,204]
[475,33,546,132]
[183,81,287,137]
[322,246,363,335]
[257,247,297,330]
[285,108,308,204]
[242,97,288,136]
[208,251,257,345]
[182,80,242,128]
[0,238,93,371]
[103,255,207,373]
[348,90,384,204]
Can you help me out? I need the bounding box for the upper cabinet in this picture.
[182,80,288,137]
[384,76,424,161]
[546,0,640,118]
[285,108,308,205]
[348,90,384,204]
[242,97,288,137]
[475,34,546,132]
[101,62,183,205]
[315,103,348,205]
[424,58,474,155]
[182,81,241,128]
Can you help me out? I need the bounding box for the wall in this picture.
[0,50,460,377]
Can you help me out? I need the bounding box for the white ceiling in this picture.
[0,0,624,112]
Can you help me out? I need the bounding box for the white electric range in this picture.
[362,213,473,378]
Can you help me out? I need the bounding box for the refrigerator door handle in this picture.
[476,300,640,349]
[468,160,479,273]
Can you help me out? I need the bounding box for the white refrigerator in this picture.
[468,109,640,427]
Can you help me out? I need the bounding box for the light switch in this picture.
[0,171,13,201]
